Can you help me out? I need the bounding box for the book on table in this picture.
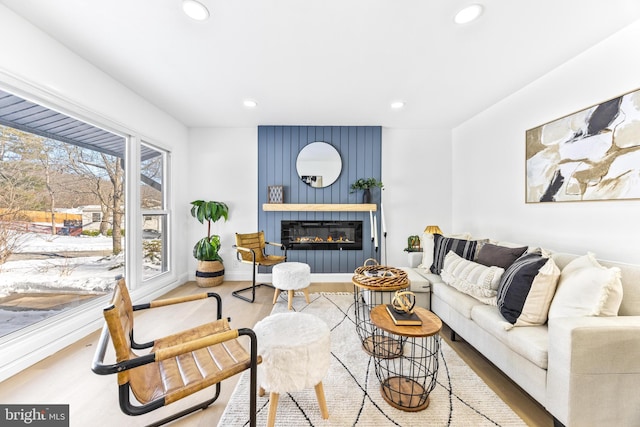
[385,304,422,326]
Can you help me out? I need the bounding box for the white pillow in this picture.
[441,251,505,305]
[418,232,435,270]
[548,253,623,318]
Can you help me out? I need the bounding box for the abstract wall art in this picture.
[526,88,640,202]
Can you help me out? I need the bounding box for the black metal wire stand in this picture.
[353,284,405,358]
[372,329,440,411]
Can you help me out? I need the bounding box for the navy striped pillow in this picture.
[430,234,478,275]
[497,252,560,327]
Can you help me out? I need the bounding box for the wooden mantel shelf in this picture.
[263,203,376,212]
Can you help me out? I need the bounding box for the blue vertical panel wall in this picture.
[258,126,382,273]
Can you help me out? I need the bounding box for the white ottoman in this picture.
[253,312,330,427]
[271,262,311,310]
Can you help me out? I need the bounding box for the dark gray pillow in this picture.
[476,243,528,269]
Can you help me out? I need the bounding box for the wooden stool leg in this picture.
[303,288,311,304]
[267,392,279,427]
[288,290,294,310]
[259,386,266,397]
[272,289,281,305]
[314,381,329,419]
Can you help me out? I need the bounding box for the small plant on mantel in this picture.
[350,178,384,203]
[190,200,229,287]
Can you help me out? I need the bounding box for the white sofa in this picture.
[404,235,640,427]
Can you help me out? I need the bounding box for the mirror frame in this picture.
[296,142,342,188]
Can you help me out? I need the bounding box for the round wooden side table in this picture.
[370,305,443,412]
[351,265,409,357]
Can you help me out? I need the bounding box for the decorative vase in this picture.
[362,188,371,204]
[195,260,224,287]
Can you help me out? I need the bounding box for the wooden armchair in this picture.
[233,231,287,303]
[92,276,260,426]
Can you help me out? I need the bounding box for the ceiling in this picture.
[2,0,640,129]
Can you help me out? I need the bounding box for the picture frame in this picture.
[525,87,640,203]
[267,185,284,204]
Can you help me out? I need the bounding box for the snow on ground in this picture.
[0,233,123,297]
[16,232,115,252]
[0,233,160,336]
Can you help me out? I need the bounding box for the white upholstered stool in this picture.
[271,262,311,310]
[253,312,330,427]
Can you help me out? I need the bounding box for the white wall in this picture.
[452,20,640,264]
[187,128,258,280]
[381,128,453,267]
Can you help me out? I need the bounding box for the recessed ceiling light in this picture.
[454,4,484,24]
[243,99,258,108]
[182,0,210,21]
[390,101,405,109]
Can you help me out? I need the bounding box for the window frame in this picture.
[0,81,178,382]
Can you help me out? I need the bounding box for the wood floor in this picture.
[0,281,553,426]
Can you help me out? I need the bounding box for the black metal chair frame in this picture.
[92,282,259,427]
[232,240,287,303]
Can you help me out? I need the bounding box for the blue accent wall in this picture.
[258,126,382,273]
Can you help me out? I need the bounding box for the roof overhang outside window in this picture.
[0,89,158,161]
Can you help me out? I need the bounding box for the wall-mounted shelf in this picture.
[263,203,377,212]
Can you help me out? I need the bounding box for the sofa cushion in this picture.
[476,243,528,269]
[497,252,560,328]
[430,234,482,275]
[440,251,504,305]
[471,304,549,369]
[548,253,623,318]
[431,281,481,319]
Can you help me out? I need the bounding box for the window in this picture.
[140,143,169,281]
[0,89,172,340]
[0,122,126,337]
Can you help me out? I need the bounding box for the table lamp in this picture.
[424,225,442,235]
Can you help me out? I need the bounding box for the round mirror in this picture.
[296,142,342,188]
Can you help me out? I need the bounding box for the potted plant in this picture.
[190,200,229,287]
[350,178,384,203]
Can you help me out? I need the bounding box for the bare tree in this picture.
[63,146,124,254]
[0,126,45,263]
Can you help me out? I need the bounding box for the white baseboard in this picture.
[221,272,352,283]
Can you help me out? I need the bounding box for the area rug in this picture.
[218,293,526,426]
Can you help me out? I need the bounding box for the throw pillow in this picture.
[418,232,435,270]
[430,234,481,275]
[477,243,528,269]
[497,252,561,329]
[441,251,505,305]
[548,253,623,319]
[418,231,471,271]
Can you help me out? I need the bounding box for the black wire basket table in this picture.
[370,305,442,412]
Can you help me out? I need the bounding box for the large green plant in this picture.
[190,200,229,262]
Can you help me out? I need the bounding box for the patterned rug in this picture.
[217,293,526,426]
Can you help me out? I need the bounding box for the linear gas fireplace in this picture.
[281,220,363,250]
